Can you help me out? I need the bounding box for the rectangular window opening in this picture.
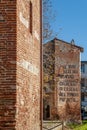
[81,64,85,73]
[29,1,32,34]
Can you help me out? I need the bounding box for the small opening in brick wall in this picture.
[29,1,33,34]
[60,50,62,52]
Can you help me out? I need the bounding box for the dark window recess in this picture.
[46,105,50,118]
[81,94,84,101]
[29,1,32,34]
[81,64,85,73]
[81,78,85,87]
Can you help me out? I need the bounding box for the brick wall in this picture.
[54,39,83,121]
[0,0,42,130]
[0,1,16,129]
[16,0,41,129]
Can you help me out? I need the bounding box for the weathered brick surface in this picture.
[55,39,83,121]
[0,0,42,130]
[16,0,41,129]
[43,38,83,121]
[0,1,16,129]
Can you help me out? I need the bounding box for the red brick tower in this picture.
[0,0,42,130]
[43,38,83,122]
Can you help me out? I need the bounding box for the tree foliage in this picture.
[42,0,55,42]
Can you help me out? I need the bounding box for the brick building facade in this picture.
[0,0,42,130]
[43,38,83,121]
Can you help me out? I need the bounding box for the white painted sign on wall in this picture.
[17,59,39,76]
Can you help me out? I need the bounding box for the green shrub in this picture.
[67,120,87,130]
